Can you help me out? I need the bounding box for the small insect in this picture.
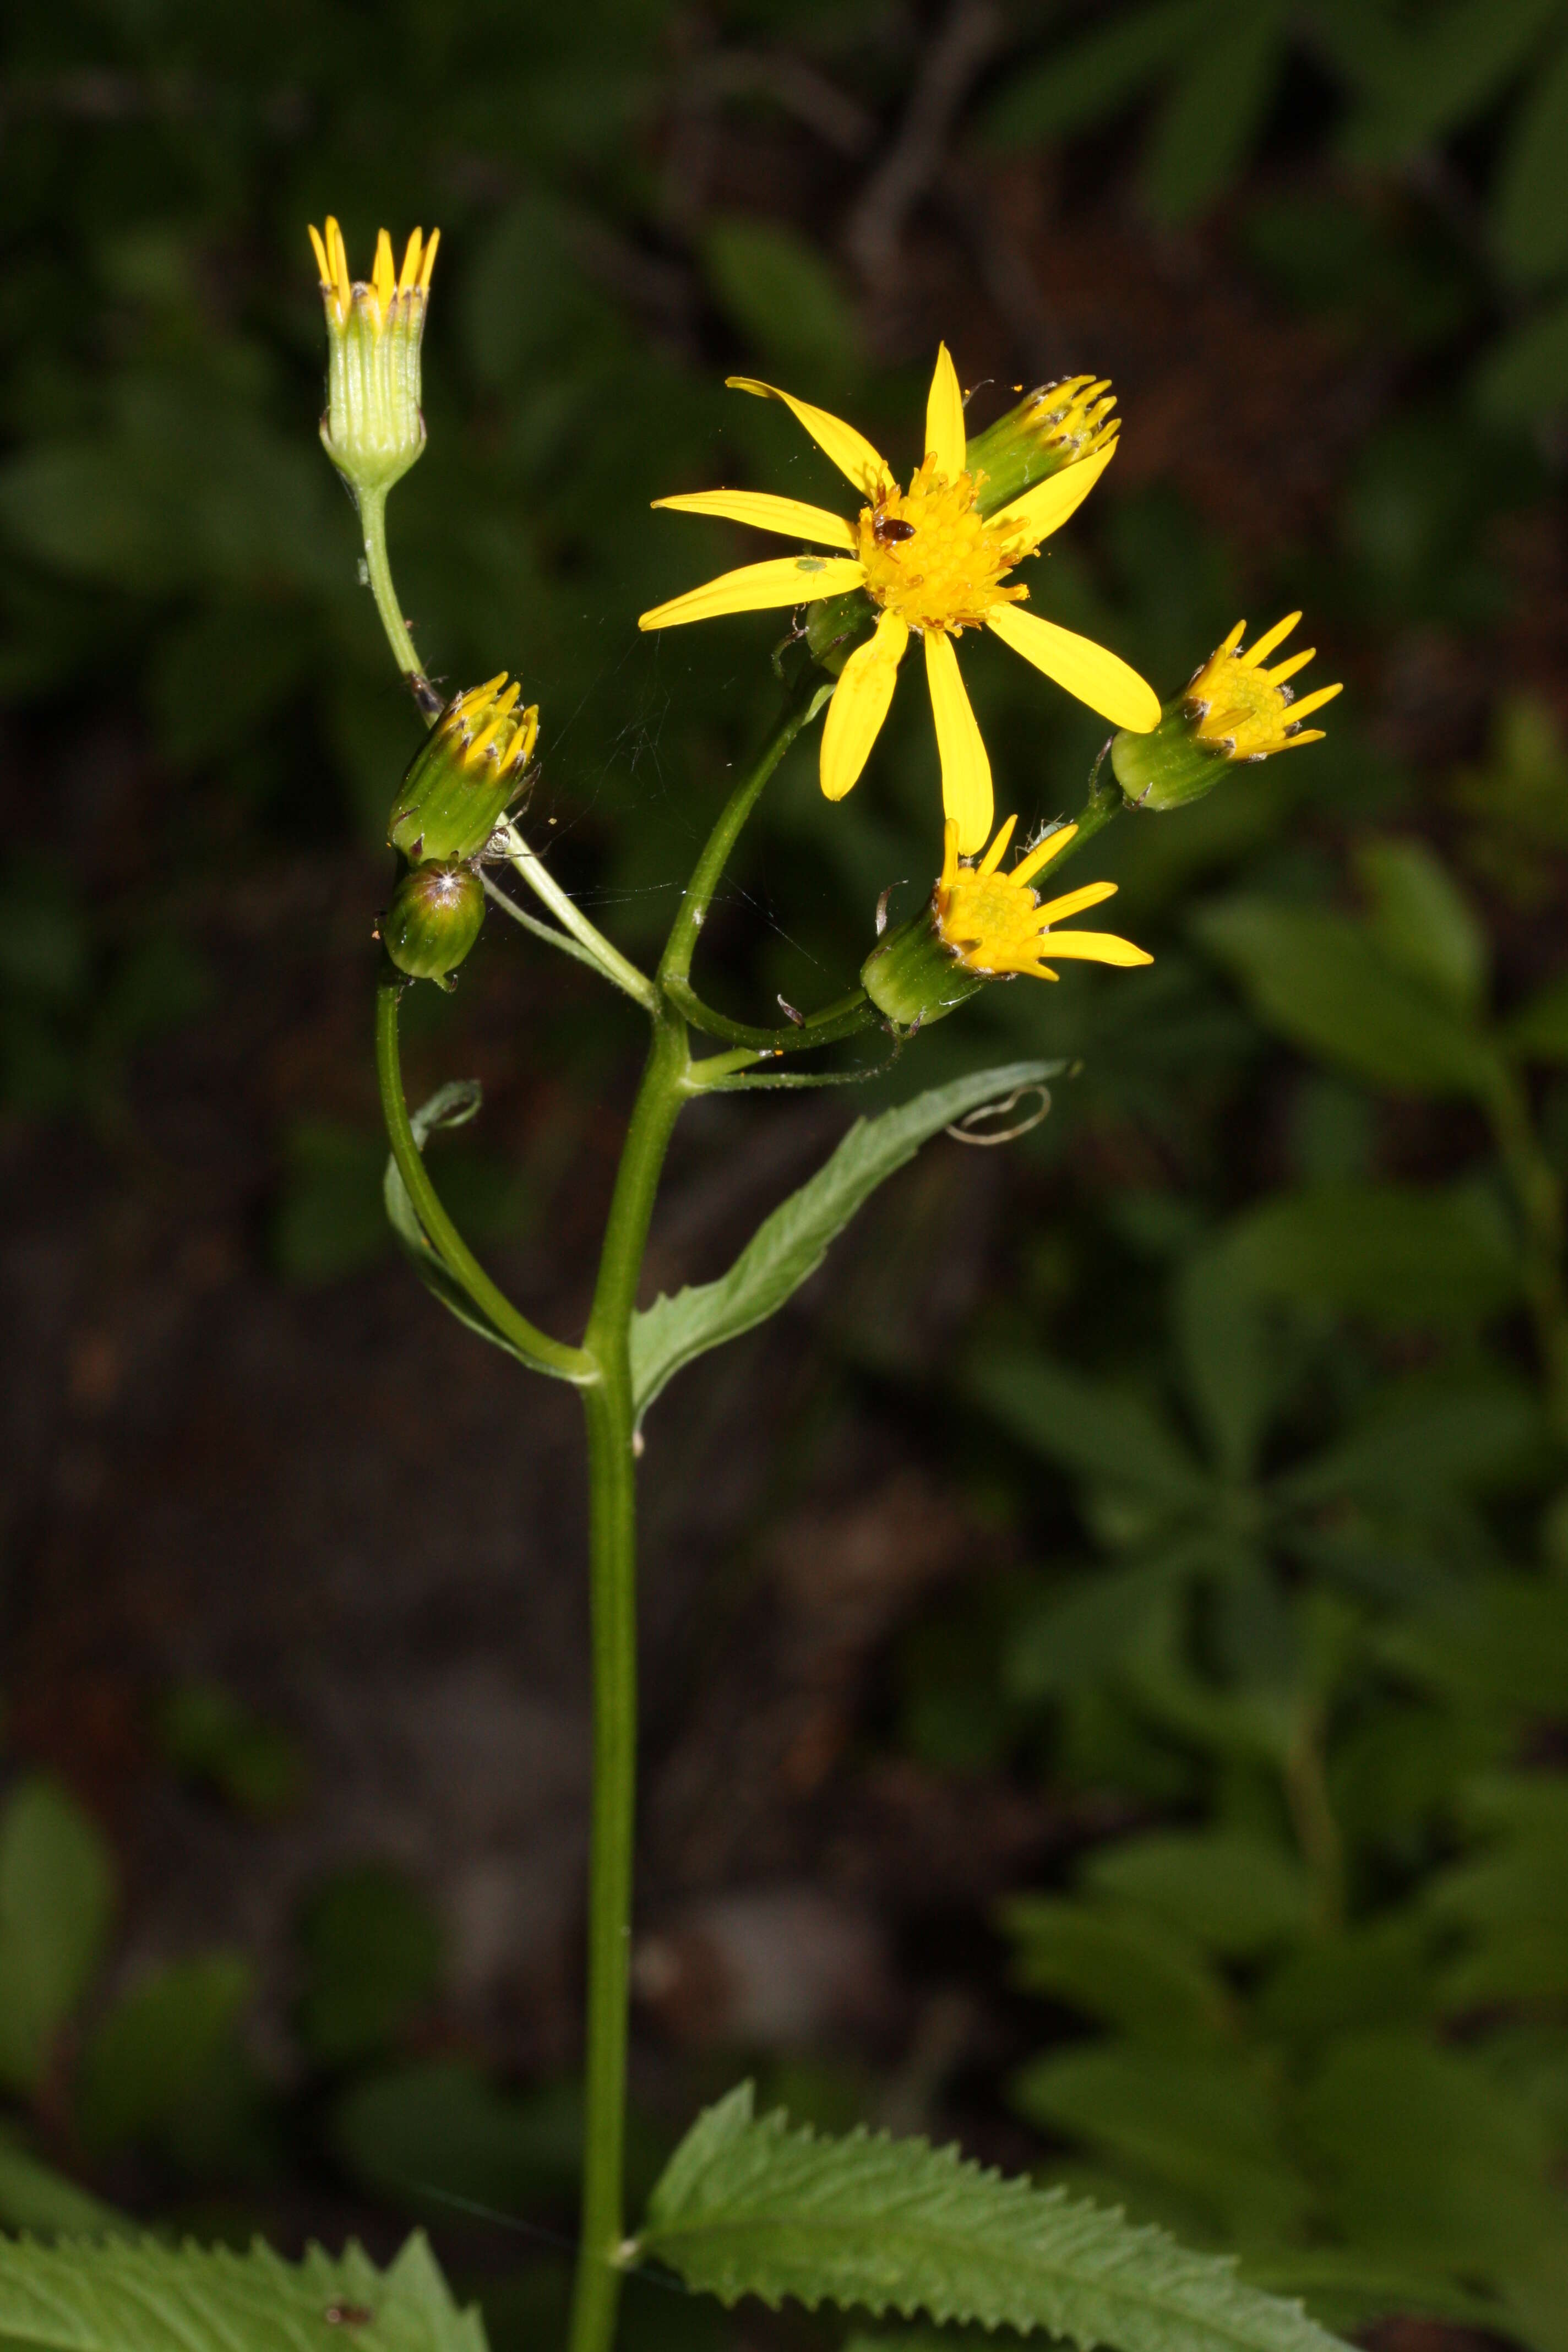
[324,2305,373,2329]
[870,509,916,547]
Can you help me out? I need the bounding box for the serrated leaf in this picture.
[631,1063,1058,1423]
[0,1778,114,2096]
[638,2083,1346,2352]
[0,2229,486,2352]
[383,1084,548,1376]
[1194,899,1500,1098]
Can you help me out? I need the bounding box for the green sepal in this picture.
[861,901,986,1028]
[380,864,485,988]
[966,381,1112,516]
[806,587,874,677]
[1111,699,1232,810]
[389,733,519,867]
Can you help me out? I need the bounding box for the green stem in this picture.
[567,685,827,2352]
[359,484,429,687]
[375,977,594,1384]
[497,823,658,1011]
[659,677,827,992]
[570,1015,688,2352]
[663,974,877,1054]
[1048,746,1123,873]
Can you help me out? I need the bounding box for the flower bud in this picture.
[862,815,1151,1028]
[379,862,484,989]
[388,674,538,864]
[309,216,438,500]
[967,377,1119,518]
[1110,614,1341,811]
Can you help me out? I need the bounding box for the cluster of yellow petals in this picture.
[308,216,439,333]
[935,818,1152,983]
[1188,614,1342,760]
[639,345,1159,853]
[1014,375,1120,470]
[443,673,539,778]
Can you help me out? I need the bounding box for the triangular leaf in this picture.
[0,2228,486,2352]
[631,1062,1059,1423]
[638,2084,1345,2352]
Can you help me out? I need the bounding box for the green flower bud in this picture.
[805,587,874,676]
[309,216,438,500]
[1110,615,1342,810]
[861,902,985,1030]
[967,377,1119,518]
[389,673,538,864]
[379,862,485,989]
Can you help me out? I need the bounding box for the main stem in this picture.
[568,685,820,2352]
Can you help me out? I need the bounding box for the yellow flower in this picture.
[936,816,1152,981]
[1110,613,1342,810]
[1186,613,1341,757]
[308,215,439,497]
[862,813,1151,1027]
[638,347,1159,854]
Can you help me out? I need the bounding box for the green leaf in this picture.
[1503,965,1568,1058]
[1001,1894,1234,2045]
[1141,1,1287,222]
[0,2228,486,2352]
[331,2062,581,2217]
[298,1866,443,2067]
[1194,899,1501,1097]
[1495,33,1568,279]
[984,1,1212,149]
[1474,291,1568,421]
[0,1778,114,2095]
[0,2131,126,2240]
[1280,1381,1542,1510]
[1083,1832,1312,1961]
[1354,839,1488,1016]
[383,1084,542,1374]
[1011,2046,1313,2243]
[1341,0,1561,162]
[631,1063,1058,1423]
[74,1952,252,2157]
[704,219,861,385]
[968,1349,1208,1510]
[1224,1182,1519,1329]
[638,2083,1343,2352]
[1172,1246,1276,1479]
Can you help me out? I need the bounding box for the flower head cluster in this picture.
[309,215,439,499]
[640,346,1158,853]
[1110,614,1342,810]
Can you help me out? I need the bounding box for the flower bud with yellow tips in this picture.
[1110,614,1342,811]
[309,215,439,499]
[965,377,1119,518]
[389,674,538,865]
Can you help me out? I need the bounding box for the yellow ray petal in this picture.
[991,441,1115,553]
[821,612,909,801]
[371,228,396,310]
[727,377,896,500]
[1036,930,1152,966]
[978,814,1019,874]
[1034,879,1119,924]
[418,227,440,290]
[652,490,856,551]
[639,555,865,630]
[1012,823,1079,886]
[925,342,967,477]
[1284,682,1343,722]
[924,631,993,855]
[398,229,424,293]
[1243,612,1300,666]
[987,603,1159,732]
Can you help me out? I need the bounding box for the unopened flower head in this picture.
[378,861,485,991]
[389,673,538,866]
[640,345,1158,854]
[1111,613,1342,811]
[309,215,439,499]
[963,377,1120,516]
[862,815,1151,1028]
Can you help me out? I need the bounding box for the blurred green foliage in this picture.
[4,0,1568,2345]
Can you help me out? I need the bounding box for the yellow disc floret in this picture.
[855,458,1026,635]
[935,816,1152,982]
[1188,613,1342,759]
